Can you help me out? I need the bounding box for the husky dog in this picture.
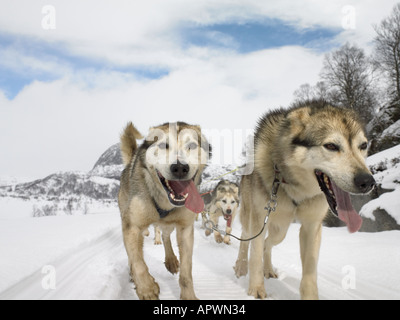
[204,180,240,244]
[118,121,210,300]
[234,100,375,300]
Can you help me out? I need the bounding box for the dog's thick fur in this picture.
[204,180,239,244]
[118,121,210,300]
[234,101,375,300]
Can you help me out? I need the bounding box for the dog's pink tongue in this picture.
[169,180,204,214]
[331,181,362,233]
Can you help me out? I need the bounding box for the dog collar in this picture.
[153,200,175,218]
[274,164,288,184]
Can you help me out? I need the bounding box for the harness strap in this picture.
[153,200,175,218]
[274,164,288,184]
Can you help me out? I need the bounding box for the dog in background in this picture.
[204,180,239,244]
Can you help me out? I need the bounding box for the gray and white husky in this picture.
[234,100,375,300]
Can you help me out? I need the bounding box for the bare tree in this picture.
[313,81,331,101]
[373,3,400,104]
[65,197,74,215]
[320,43,376,123]
[293,81,331,104]
[293,83,315,103]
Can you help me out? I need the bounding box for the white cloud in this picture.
[0,0,396,67]
[0,45,324,178]
[0,0,398,178]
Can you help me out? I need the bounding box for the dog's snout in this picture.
[170,160,190,179]
[354,173,376,193]
[226,209,232,214]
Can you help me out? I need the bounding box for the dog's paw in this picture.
[215,234,223,243]
[165,255,180,274]
[154,239,162,245]
[180,292,199,300]
[264,267,278,279]
[136,278,160,300]
[233,259,248,278]
[223,236,231,245]
[248,285,267,299]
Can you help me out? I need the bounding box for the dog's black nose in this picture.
[226,209,232,214]
[170,160,190,179]
[354,173,375,193]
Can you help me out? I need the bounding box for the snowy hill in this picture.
[0,144,124,217]
[90,143,124,180]
[0,143,240,217]
[0,172,119,201]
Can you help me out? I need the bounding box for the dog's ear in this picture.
[145,126,165,146]
[120,122,143,165]
[287,107,312,137]
[229,182,240,197]
[287,107,310,125]
[212,180,223,199]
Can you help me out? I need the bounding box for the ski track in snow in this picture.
[0,212,400,300]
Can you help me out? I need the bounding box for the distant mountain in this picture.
[90,143,124,180]
[0,144,123,203]
[1,172,119,201]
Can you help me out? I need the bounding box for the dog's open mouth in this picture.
[157,170,204,214]
[315,170,362,233]
[223,213,233,228]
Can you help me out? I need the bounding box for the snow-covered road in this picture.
[1,209,399,300]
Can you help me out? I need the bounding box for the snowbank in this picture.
[0,204,399,300]
[361,145,400,224]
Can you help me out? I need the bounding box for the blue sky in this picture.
[181,20,340,53]
[0,32,170,99]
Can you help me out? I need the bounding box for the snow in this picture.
[360,145,400,224]
[1,145,400,300]
[366,144,400,188]
[1,202,399,300]
[381,119,400,140]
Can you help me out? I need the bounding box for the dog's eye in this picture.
[187,142,198,150]
[231,201,235,204]
[324,143,340,152]
[158,142,169,149]
[359,142,368,151]
[222,200,227,204]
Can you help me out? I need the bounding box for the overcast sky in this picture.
[0,0,398,179]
